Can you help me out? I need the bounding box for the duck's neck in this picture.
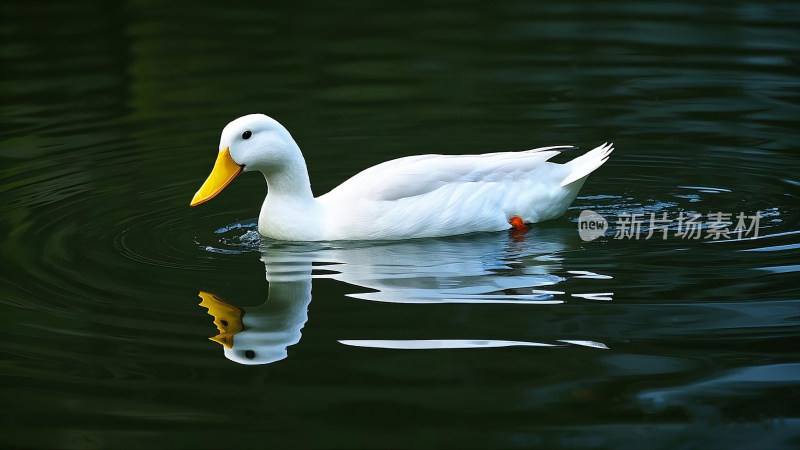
[262,155,315,204]
[258,149,325,240]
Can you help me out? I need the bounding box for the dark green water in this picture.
[2,1,799,448]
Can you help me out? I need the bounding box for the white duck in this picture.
[190,114,613,241]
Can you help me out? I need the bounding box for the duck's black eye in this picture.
[242,130,252,140]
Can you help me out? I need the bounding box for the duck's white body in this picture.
[191,114,613,241]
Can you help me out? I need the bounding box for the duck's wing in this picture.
[322,146,574,202]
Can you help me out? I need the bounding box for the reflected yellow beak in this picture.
[198,291,244,349]
[190,147,243,207]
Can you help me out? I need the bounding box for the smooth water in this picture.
[2,1,799,448]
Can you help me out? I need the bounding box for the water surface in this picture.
[1,1,798,448]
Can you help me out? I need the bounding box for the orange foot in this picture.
[509,216,529,231]
[508,216,530,241]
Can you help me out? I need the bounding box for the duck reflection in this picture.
[200,228,610,365]
[199,254,312,365]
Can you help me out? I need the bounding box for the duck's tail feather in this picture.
[559,142,614,187]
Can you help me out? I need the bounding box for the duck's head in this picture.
[190,114,297,206]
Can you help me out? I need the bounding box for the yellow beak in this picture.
[190,147,243,207]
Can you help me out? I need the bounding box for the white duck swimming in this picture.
[190,114,612,241]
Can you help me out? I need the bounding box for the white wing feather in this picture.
[316,143,612,240]
[322,146,573,202]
